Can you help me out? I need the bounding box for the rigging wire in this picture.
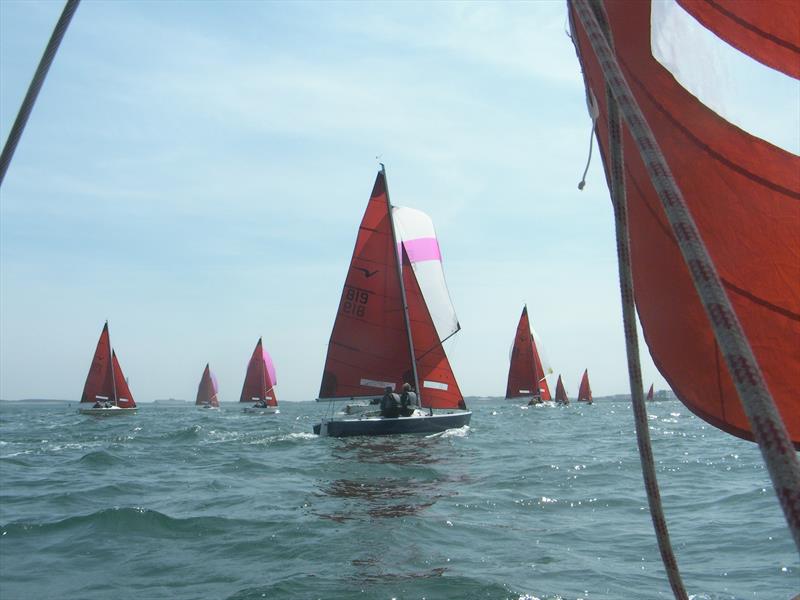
[0,0,81,188]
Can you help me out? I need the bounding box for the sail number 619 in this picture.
[343,287,369,317]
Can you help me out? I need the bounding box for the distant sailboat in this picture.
[554,374,570,405]
[505,305,553,404]
[313,167,471,437]
[577,369,592,404]
[646,384,654,402]
[241,338,279,414]
[78,322,137,415]
[196,363,220,409]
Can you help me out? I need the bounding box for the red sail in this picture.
[196,363,220,407]
[111,350,136,409]
[647,384,654,402]
[240,338,278,405]
[555,374,569,405]
[402,248,464,409]
[505,306,550,400]
[319,172,414,399]
[570,1,800,444]
[577,369,592,403]
[80,322,115,403]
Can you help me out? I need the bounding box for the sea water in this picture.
[0,399,796,599]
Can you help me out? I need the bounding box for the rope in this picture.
[576,3,688,596]
[571,0,800,557]
[0,0,81,187]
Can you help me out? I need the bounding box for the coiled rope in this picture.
[571,0,800,565]
[0,0,81,187]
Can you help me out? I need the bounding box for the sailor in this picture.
[399,383,418,416]
[380,386,400,418]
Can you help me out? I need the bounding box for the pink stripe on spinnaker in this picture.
[262,348,277,386]
[400,238,441,263]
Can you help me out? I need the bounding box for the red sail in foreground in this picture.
[402,247,465,409]
[319,172,414,399]
[240,338,278,406]
[196,363,220,407]
[555,375,569,405]
[505,306,551,400]
[80,322,136,408]
[570,1,800,444]
[577,369,592,404]
[647,384,654,402]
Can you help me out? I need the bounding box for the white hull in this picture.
[79,406,137,416]
[242,406,279,415]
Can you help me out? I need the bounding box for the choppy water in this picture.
[0,399,796,599]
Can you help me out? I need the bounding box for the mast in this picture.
[107,321,118,405]
[382,164,420,398]
[259,338,267,401]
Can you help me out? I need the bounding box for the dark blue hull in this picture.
[313,411,471,437]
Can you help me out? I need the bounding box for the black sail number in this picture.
[342,286,369,318]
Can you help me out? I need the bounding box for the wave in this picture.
[1,507,254,539]
[426,425,470,439]
[78,450,124,466]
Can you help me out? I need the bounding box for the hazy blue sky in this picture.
[1,0,669,402]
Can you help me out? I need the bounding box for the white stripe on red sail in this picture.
[651,0,798,154]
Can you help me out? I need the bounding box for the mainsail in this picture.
[196,363,220,407]
[647,384,654,402]
[80,322,136,408]
[505,305,553,400]
[318,169,464,410]
[555,374,569,405]
[569,0,799,445]
[240,338,278,405]
[577,369,592,404]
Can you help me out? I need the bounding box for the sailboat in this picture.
[240,337,279,414]
[576,369,592,404]
[646,384,654,402]
[554,374,570,405]
[570,0,800,586]
[313,167,471,437]
[505,305,553,405]
[78,322,137,415]
[196,363,220,409]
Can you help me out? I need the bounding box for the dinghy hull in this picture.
[78,407,137,416]
[314,410,471,437]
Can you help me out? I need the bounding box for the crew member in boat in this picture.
[399,383,418,416]
[380,386,400,418]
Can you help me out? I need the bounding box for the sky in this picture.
[1,0,675,402]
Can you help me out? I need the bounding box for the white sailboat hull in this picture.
[78,406,137,416]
